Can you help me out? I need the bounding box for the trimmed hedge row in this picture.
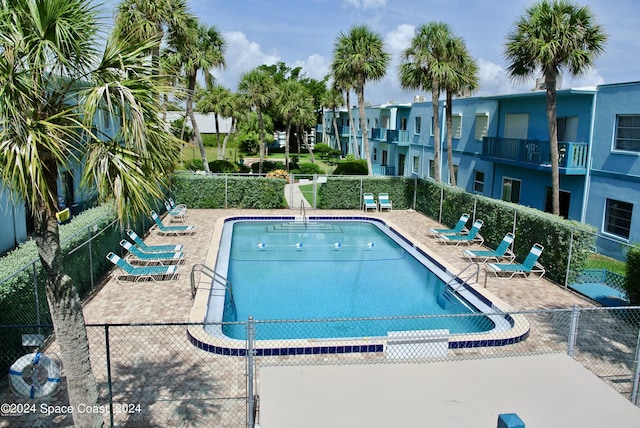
[172,174,286,209]
[317,176,414,210]
[625,246,640,305]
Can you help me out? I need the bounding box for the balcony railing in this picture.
[371,127,387,141]
[482,137,588,174]
[381,129,410,146]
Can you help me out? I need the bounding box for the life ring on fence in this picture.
[8,352,61,399]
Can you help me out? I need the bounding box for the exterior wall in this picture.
[0,185,27,255]
[585,82,640,244]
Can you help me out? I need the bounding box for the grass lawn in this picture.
[298,183,318,206]
[583,253,626,276]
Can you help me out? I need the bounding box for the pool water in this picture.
[214,220,495,340]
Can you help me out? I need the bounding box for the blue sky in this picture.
[102,0,639,104]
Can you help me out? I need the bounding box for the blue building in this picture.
[320,81,640,246]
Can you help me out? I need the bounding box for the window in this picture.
[428,160,436,179]
[614,115,640,152]
[381,116,390,128]
[604,199,633,239]
[544,188,571,219]
[373,148,377,161]
[400,118,407,131]
[100,109,112,131]
[412,156,420,173]
[557,116,578,142]
[415,117,422,134]
[504,114,529,139]
[474,113,488,141]
[473,170,485,193]
[451,114,462,139]
[502,178,521,203]
[448,165,459,185]
[381,150,388,166]
[374,118,379,128]
[430,117,435,136]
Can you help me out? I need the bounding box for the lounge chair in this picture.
[429,213,470,236]
[126,230,184,253]
[150,211,196,236]
[106,252,179,283]
[486,243,545,280]
[164,200,187,223]
[363,193,377,211]
[438,219,484,246]
[119,239,185,266]
[378,193,393,211]
[462,232,516,263]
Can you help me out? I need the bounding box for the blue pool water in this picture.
[210,218,496,340]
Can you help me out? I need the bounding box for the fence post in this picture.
[313,174,317,209]
[567,305,580,358]
[631,328,640,405]
[564,228,574,290]
[31,262,41,332]
[225,174,229,209]
[438,187,444,223]
[105,325,114,428]
[88,226,95,290]
[247,317,255,428]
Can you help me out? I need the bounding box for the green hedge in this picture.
[172,174,286,209]
[625,246,640,305]
[317,176,414,210]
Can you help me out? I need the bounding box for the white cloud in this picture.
[345,0,387,9]
[476,58,532,96]
[294,54,330,81]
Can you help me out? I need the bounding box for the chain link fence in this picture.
[1,306,639,427]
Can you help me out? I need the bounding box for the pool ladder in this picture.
[190,263,235,308]
[295,200,308,225]
[439,262,482,309]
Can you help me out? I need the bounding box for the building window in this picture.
[428,160,435,179]
[374,118,378,128]
[448,165,459,185]
[451,114,462,139]
[415,117,422,134]
[382,150,388,166]
[557,116,578,142]
[614,115,640,152]
[381,116,390,128]
[100,109,112,131]
[474,113,488,141]
[430,117,434,137]
[373,148,377,161]
[502,178,521,204]
[604,198,633,239]
[473,170,485,193]
[400,118,407,131]
[412,156,420,174]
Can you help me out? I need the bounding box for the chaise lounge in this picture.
[126,229,184,253]
[429,213,470,237]
[462,232,515,263]
[486,243,545,280]
[150,211,196,236]
[119,239,185,266]
[106,252,179,283]
[437,219,484,246]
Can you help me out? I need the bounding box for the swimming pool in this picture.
[188,216,529,356]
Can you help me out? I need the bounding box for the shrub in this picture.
[208,159,239,173]
[293,162,324,175]
[333,159,368,175]
[625,245,640,304]
[184,158,204,171]
[266,169,290,182]
[251,160,286,174]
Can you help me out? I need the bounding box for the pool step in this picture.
[267,222,342,233]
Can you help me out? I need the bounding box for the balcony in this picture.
[376,129,411,146]
[371,127,387,141]
[372,165,395,176]
[482,137,588,175]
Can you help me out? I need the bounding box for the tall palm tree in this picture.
[167,20,226,173]
[238,68,276,174]
[444,37,479,186]
[0,0,181,426]
[114,0,191,74]
[278,80,316,170]
[505,0,606,215]
[331,25,389,175]
[218,91,246,161]
[197,84,230,160]
[399,22,457,183]
[322,84,345,153]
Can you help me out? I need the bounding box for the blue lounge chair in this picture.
[462,232,515,263]
[150,211,195,236]
[106,252,179,283]
[378,193,393,211]
[164,200,187,223]
[429,213,470,236]
[363,193,377,211]
[486,243,545,280]
[438,219,484,246]
[119,239,184,266]
[126,230,184,253]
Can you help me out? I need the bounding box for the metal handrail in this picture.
[298,199,308,225]
[446,262,482,294]
[190,263,234,302]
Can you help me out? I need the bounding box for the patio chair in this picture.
[378,193,393,211]
[462,232,515,263]
[164,200,187,223]
[126,230,184,253]
[119,239,185,266]
[437,219,484,246]
[429,213,470,237]
[486,243,545,280]
[362,193,377,211]
[150,211,196,236]
[106,252,179,283]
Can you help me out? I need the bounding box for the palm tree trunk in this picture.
[303,125,315,163]
[431,84,441,182]
[355,85,372,176]
[285,120,292,172]
[331,106,342,153]
[221,117,236,162]
[445,90,456,186]
[346,91,359,159]
[545,72,560,215]
[257,105,265,175]
[215,113,223,160]
[33,173,101,427]
[187,75,210,173]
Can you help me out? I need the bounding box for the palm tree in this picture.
[331,25,390,175]
[0,0,181,426]
[167,20,226,173]
[197,84,231,160]
[218,91,246,161]
[505,0,606,215]
[399,22,457,183]
[278,80,316,170]
[114,0,191,74]
[444,37,479,186]
[238,68,276,174]
[322,84,345,153]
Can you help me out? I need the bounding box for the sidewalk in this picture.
[284,181,308,209]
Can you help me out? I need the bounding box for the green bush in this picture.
[250,160,286,174]
[293,162,324,175]
[208,159,239,173]
[333,159,368,175]
[625,246,640,304]
[317,177,413,210]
